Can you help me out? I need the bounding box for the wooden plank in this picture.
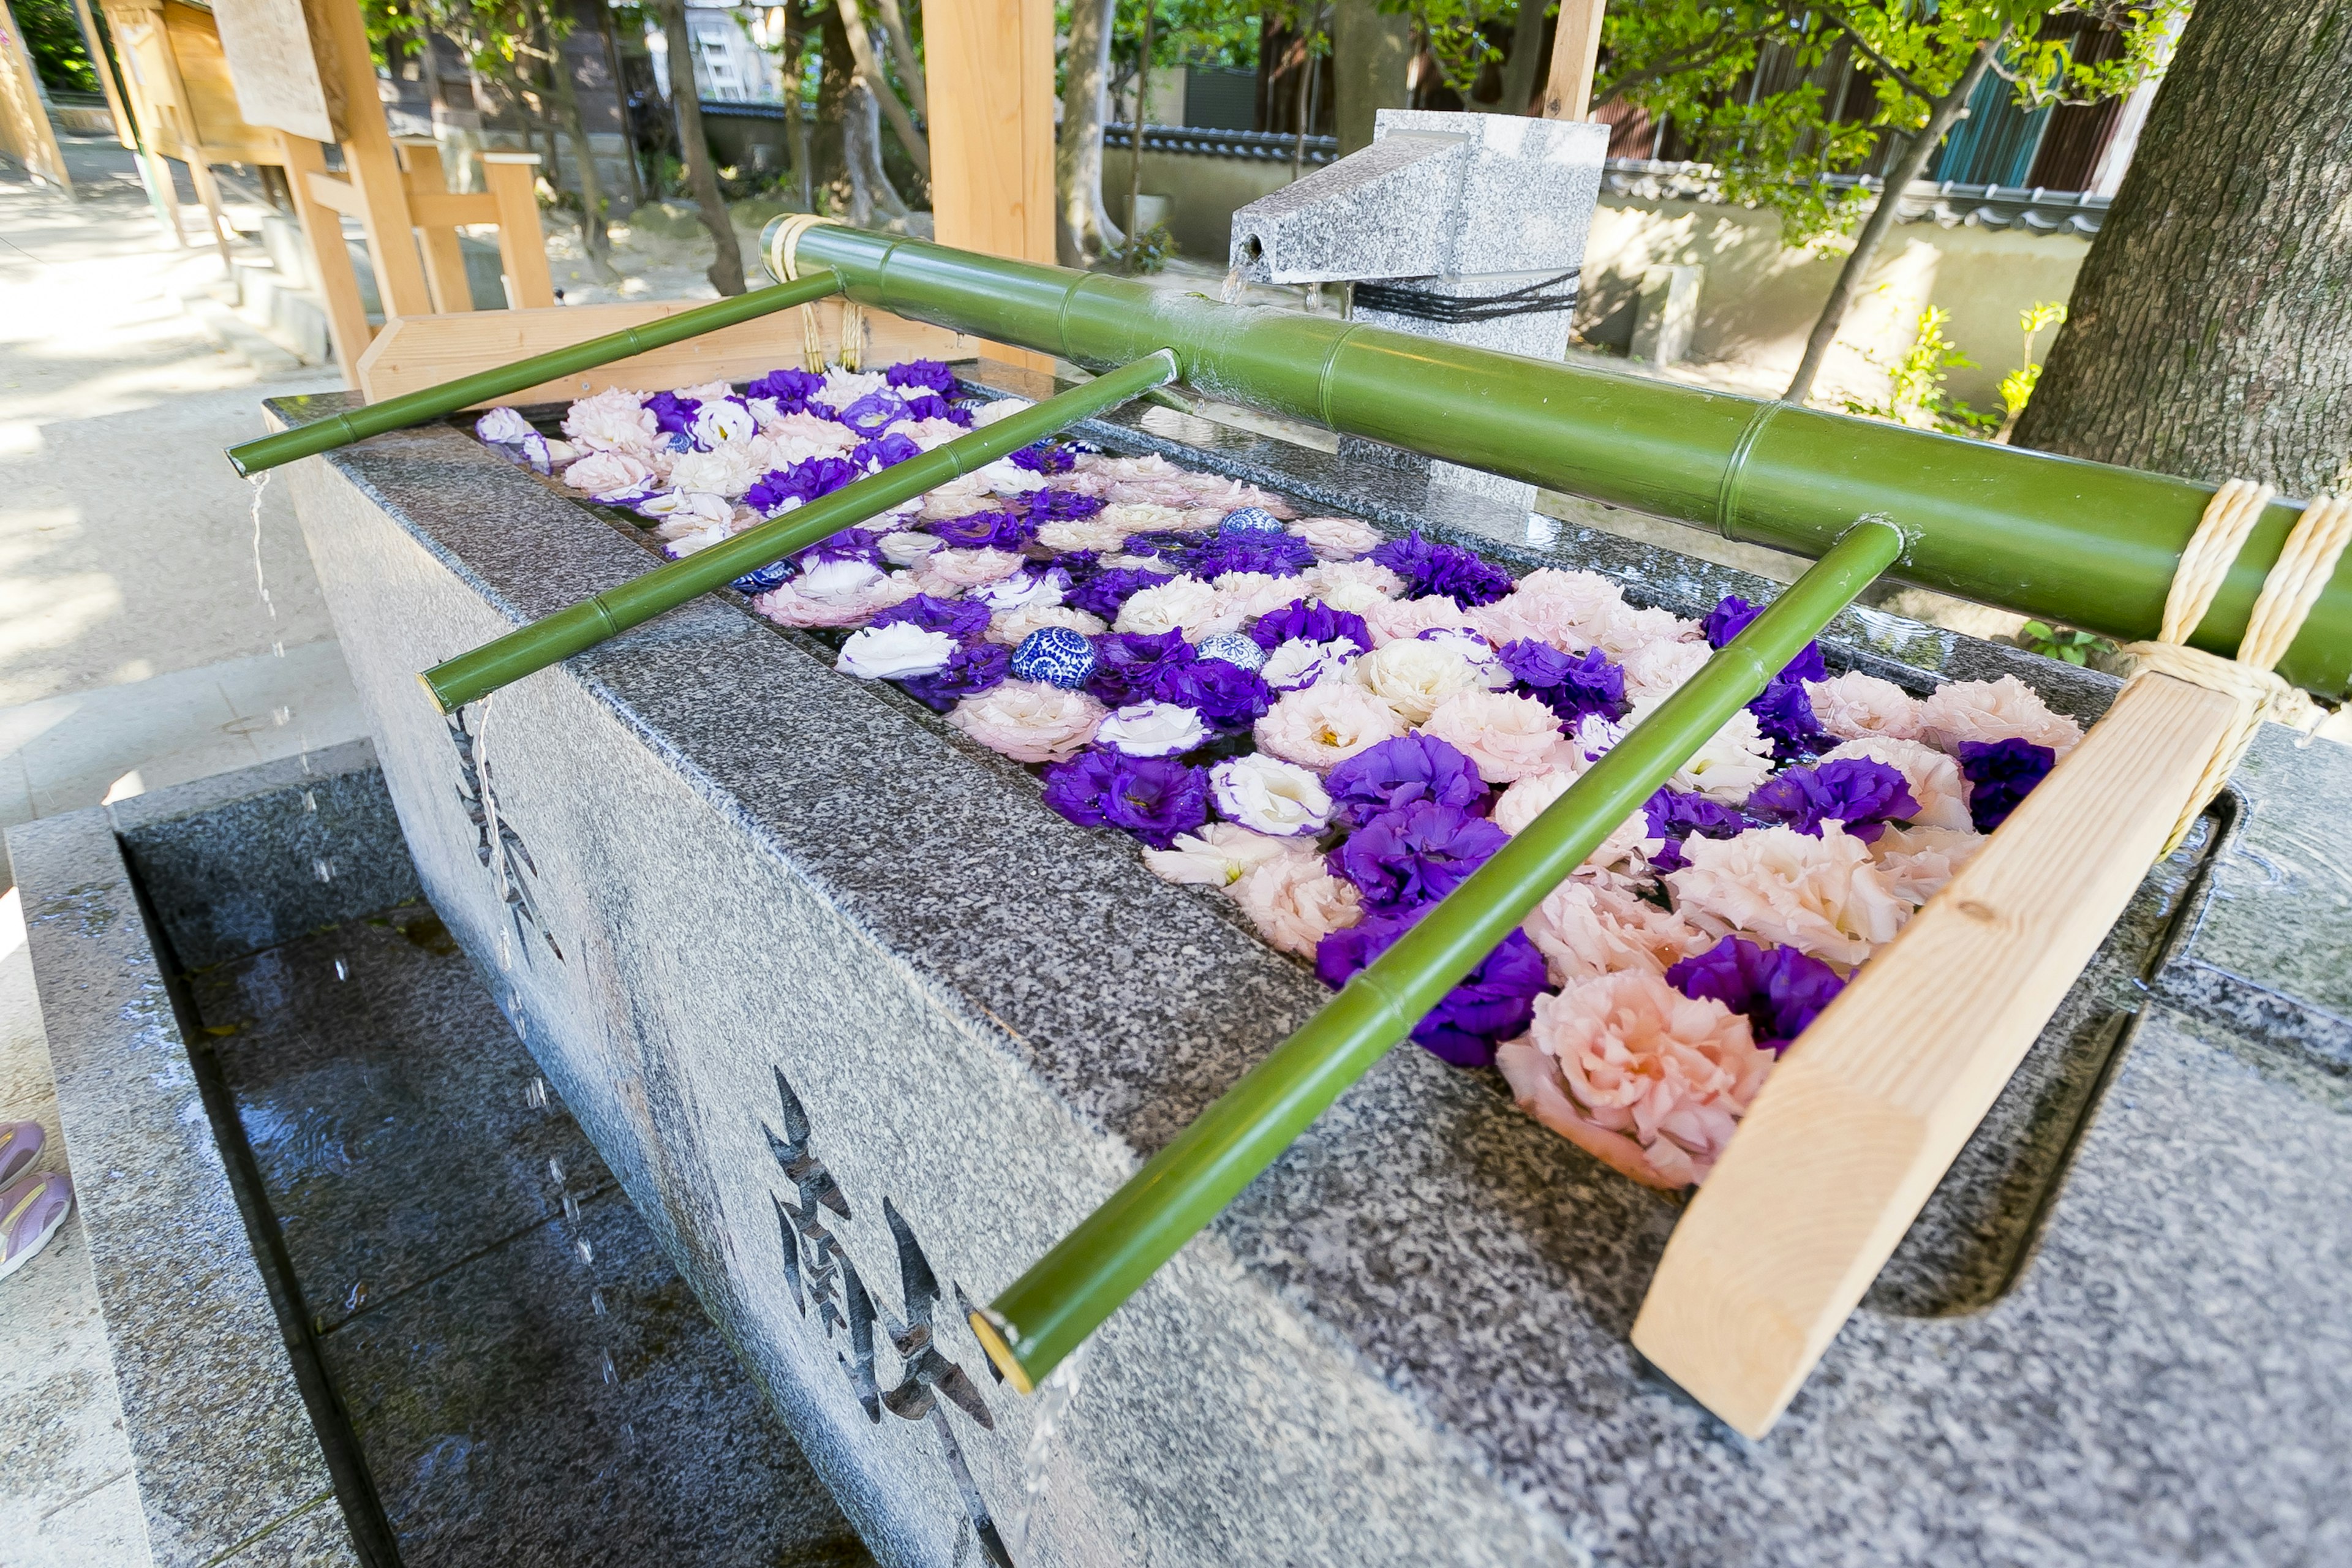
[303,167,363,216]
[353,300,978,407]
[921,0,1055,372]
[276,130,371,380]
[68,0,138,150]
[1630,671,2246,1439]
[161,0,286,164]
[314,0,432,318]
[394,140,475,314]
[0,2,72,192]
[1540,0,1607,121]
[483,154,554,309]
[404,188,497,228]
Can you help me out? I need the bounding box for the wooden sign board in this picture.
[208,0,340,143]
[354,298,979,407]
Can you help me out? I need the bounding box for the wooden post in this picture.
[482,152,554,309]
[274,129,372,376]
[1540,0,1607,121]
[395,137,475,314]
[0,2,72,192]
[312,0,432,319]
[921,0,1055,372]
[67,0,137,150]
[1631,671,2247,1438]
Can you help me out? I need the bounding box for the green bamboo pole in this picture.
[968,518,1906,1393]
[224,272,847,477]
[775,223,2352,699]
[417,352,1180,713]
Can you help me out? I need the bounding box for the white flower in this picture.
[818,368,890,405]
[1115,575,1238,639]
[796,556,886,601]
[968,396,1035,428]
[475,407,533,443]
[976,458,1043,495]
[987,605,1107,646]
[1302,559,1407,600]
[1668,822,1909,968]
[1037,518,1141,553]
[1351,637,1484,725]
[1594,603,1699,660]
[690,397,758,448]
[1416,627,1513,687]
[1288,516,1384,559]
[974,568,1068,612]
[1142,822,1305,887]
[1870,824,1986,905]
[1261,636,1360,692]
[878,530,944,566]
[1805,671,1924,742]
[562,388,657,451]
[1917,675,2083,758]
[676,379,737,402]
[1214,571,1305,620]
[1311,579,1393,617]
[1210,754,1334,837]
[661,520,733,557]
[1097,701,1210,758]
[1619,637,1713,703]
[666,443,763,498]
[1819,736,1975,832]
[1226,856,1363,957]
[641,489,735,526]
[563,450,654,495]
[835,622,957,679]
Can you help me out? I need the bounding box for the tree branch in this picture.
[1815,10,1934,104]
[833,0,929,174]
[872,0,926,120]
[1590,28,1779,111]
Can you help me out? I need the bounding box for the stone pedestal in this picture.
[269,374,2352,1568]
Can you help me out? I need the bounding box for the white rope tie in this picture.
[2117,480,2352,851]
[766,214,859,372]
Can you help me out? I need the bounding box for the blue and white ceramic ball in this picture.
[1194,631,1267,671]
[1219,506,1285,537]
[1011,625,1099,689]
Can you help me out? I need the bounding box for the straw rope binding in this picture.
[2119,479,2352,852]
[767,214,850,372]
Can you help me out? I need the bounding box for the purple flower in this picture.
[834,390,911,436]
[746,455,861,514]
[1329,799,1509,912]
[1746,758,1917,842]
[900,393,973,426]
[850,431,922,471]
[1086,630,1196,706]
[1009,442,1076,475]
[1023,488,1106,521]
[896,642,1012,710]
[1705,594,1828,683]
[885,360,957,395]
[870,593,992,644]
[641,390,702,437]
[926,509,1038,551]
[1643,789,1750,873]
[1314,913,1547,1068]
[1041,748,1210,849]
[1368,529,1514,607]
[1749,674,1830,761]
[1182,532,1317,579]
[1665,936,1844,1054]
[1324,734,1488,831]
[1498,640,1627,723]
[793,527,883,568]
[1156,658,1272,729]
[745,367,824,410]
[1248,598,1373,653]
[1118,529,1194,559]
[1956,737,2055,831]
[1067,567,1167,622]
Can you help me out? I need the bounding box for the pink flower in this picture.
[562,450,654,494]
[1619,637,1713,703]
[1819,736,1973,831]
[561,388,657,451]
[1870,824,1986,905]
[1185,476,1296,517]
[750,573,921,630]
[1667,821,1908,968]
[1493,774,1661,876]
[911,548,1027,593]
[1107,478,1204,509]
[1115,576,1239,639]
[987,605,1108,646]
[1594,603,1700,660]
[1917,675,2082,758]
[1037,518,1142,553]
[1804,671,1924,742]
[1363,593,1477,647]
[944,680,1107,763]
[1215,571,1309,621]
[1499,972,1773,1189]
[1523,877,1707,986]
[1226,854,1364,957]
[1288,516,1384,559]
[1254,683,1409,772]
[1465,568,1621,650]
[1419,688,1566,783]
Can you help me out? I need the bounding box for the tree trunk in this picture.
[1055,0,1121,264]
[872,0,925,119]
[1498,0,1548,115]
[656,0,746,294]
[541,27,617,282]
[1783,35,2001,405]
[778,12,813,209]
[2013,0,2352,494]
[1329,0,1411,156]
[831,0,929,174]
[843,79,910,224]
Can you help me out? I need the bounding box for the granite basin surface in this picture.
[265,367,2352,1568]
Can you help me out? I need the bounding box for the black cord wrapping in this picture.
[1351,271,1581,325]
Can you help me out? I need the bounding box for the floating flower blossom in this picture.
[1329,799,1507,911]
[668,443,763,498]
[1039,518,1141,554]
[745,366,826,412]
[475,406,533,443]
[1370,529,1515,606]
[836,622,957,679]
[1870,824,1985,905]
[989,605,1107,647]
[1288,515,1384,559]
[1819,736,1973,832]
[749,573,918,629]
[1317,913,1548,1067]
[884,359,957,394]
[1227,856,1364,959]
[1249,598,1373,654]
[1086,630,1196,706]
[1323,734,1487,832]
[562,387,659,451]
[1420,688,1566,784]
[1523,876,1705,986]
[1641,788,1750,873]
[1621,637,1715,704]
[1469,569,1621,650]
[1498,640,1626,723]
[973,565,1071,612]
[870,592,991,644]
[849,431,922,472]
[1499,973,1771,1188]
[1255,682,1409,771]
[896,642,1012,710]
[1210,753,1334,837]
[1665,936,1845,1054]
[747,456,859,514]
[1917,676,2083,757]
[1668,822,1907,968]
[911,547,1027,592]
[1261,636,1361,693]
[1142,822,1308,887]
[1040,748,1208,847]
[690,397,758,448]
[1804,671,1926,742]
[1114,576,1238,639]
[946,680,1106,763]
[563,450,654,495]
[1351,637,1487,725]
[1096,701,1210,758]
[1161,657,1273,729]
[1956,736,2057,831]
[642,389,702,438]
[1181,531,1317,580]
[1745,758,1918,842]
[1303,558,1408,601]
[878,530,944,567]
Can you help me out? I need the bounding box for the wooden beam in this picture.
[276,130,372,380]
[483,153,555,309]
[1630,671,2247,1438]
[393,139,476,314]
[353,299,976,407]
[1540,0,1607,121]
[303,167,364,216]
[921,0,1055,372]
[314,0,432,317]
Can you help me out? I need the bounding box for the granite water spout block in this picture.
[271,386,2352,1566]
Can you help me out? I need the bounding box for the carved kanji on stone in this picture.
[446,710,560,961]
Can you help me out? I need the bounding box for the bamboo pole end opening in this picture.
[968,1308,1036,1396]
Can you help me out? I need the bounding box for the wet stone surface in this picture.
[189,903,871,1568]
